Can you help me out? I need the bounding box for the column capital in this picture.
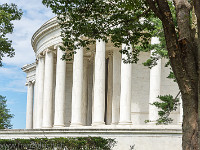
[25,81,33,86]
[35,59,39,64]
[54,43,63,50]
[106,50,113,59]
[43,49,56,55]
[32,80,36,84]
[88,51,95,63]
[37,53,45,60]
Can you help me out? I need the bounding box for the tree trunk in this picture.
[146,0,199,149]
[182,92,198,150]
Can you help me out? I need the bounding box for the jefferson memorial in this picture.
[8,17,182,149]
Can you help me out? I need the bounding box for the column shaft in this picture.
[35,55,45,128]
[54,47,67,127]
[42,50,54,128]
[26,81,34,129]
[106,55,113,125]
[112,50,121,125]
[93,39,105,126]
[71,46,84,126]
[33,62,39,128]
[149,51,161,123]
[119,44,132,125]
[82,58,88,125]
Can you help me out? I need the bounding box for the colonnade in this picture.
[25,39,183,129]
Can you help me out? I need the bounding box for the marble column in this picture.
[54,46,67,128]
[106,53,113,125]
[82,57,88,125]
[119,44,132,125]
[179,95,183,124]
[33,61,39,129]
[42,49,55,128]
[149,51,161,123]
[92,39,106,126]
[35,54,45,129]
[112,50,121,125]
[26,81,34,129]
[87,59,93,126]
[70,45,84,126]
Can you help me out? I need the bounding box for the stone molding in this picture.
[32,17,59,52]
[0,126,182,150]
[22,63,36,73]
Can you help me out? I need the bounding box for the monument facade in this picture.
[20,17,182,150]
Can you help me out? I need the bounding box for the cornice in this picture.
[31,16,60,53]
[21,62,36,73]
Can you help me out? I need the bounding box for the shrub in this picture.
[0,136,116,150]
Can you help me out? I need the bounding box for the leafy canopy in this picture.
[0,95,14,129]
[0,3,22,66]
[42,0,156,62]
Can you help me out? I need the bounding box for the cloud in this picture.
[0,0,55,92]
[0,66,27,92]
[1,0,55,67]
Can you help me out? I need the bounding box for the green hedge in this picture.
[0,137,116,149]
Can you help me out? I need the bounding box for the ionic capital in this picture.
[25,81,32,86]
[106,50,113,59]
[32,80,36,84]
[43,49,56,55]
[54,43,63,50]
[37,53,45,60]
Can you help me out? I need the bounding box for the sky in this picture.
[0,0,55,129]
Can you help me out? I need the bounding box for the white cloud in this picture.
[0,66,27,92]
[0,0,55,91]
[1,0,55,67]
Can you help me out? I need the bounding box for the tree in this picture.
[0,95,14,129]
[0,3,23,66]
[42,0,200,149]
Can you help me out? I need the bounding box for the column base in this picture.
[92,121,105,126]
[111,122,118,125]
[118,121,132,125]
[70,122,83,127]
[53,124,65,128]
[42,126,53,129]
[147,121,157,125]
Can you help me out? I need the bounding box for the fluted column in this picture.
[82,57,88,125]
[26,81,34,129]
[33,61,39,129]
[54,46,67,128]
[92,39,106,126]
[112,50,121,125]
[106,53,113,125]
[71,45,84,126]
[149,51,161,123]
[35,54,45,129]
[119,44,132,125]
[42,49,55,128]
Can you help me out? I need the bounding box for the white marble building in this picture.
[20,17,182,149]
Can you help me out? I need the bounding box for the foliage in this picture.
[42,0,156,63]
[0,3,22,66]
[145,94,180,125]
[0,95,14,129]
[0,137,116,150]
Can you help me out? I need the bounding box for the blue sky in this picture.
[0,0,54,129]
